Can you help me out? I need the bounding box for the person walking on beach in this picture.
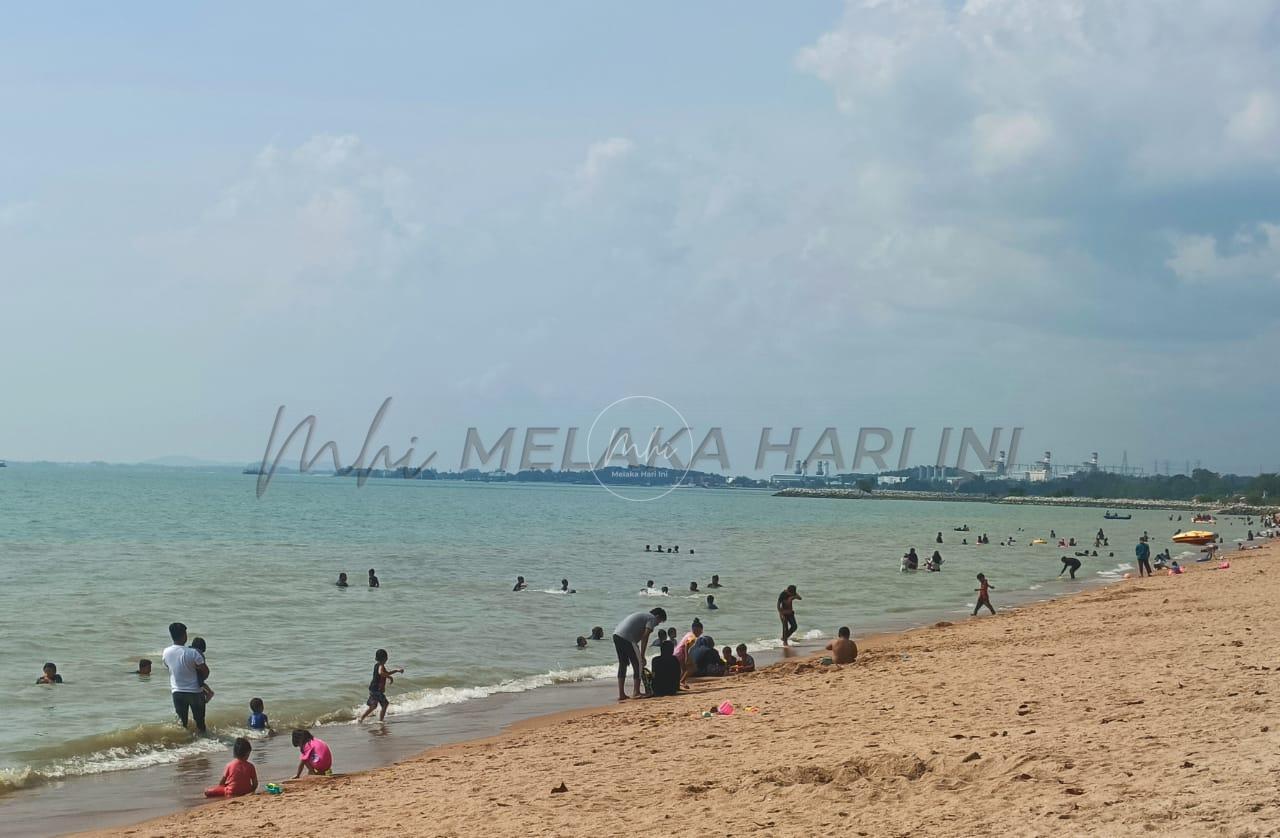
[612,607,666,701]
[162,622,209,734]
[358,649,404,722]
[778,585,801,646]
[1135,538,1153,577]
[972,574,996,616]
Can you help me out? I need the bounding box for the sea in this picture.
[0,463,1256,835]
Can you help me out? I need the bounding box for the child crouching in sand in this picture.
[205,737,257,798]
[291,729,333,778]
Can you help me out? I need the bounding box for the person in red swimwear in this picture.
[204,737,258,798]
[973,573,996,616]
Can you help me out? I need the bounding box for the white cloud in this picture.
[0,200,34,227]
[1167,223,1280,285]
[141,134,424,314]
[1226,90,1280,152]
[576,137,635,186]
[972,111,1050,173]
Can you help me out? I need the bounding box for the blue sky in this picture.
[2,1,1278,474]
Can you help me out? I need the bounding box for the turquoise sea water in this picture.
[0,463,1250,796]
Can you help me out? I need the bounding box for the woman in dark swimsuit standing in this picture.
[777,585,801,646]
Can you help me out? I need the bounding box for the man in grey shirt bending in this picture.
[612,607,666,701]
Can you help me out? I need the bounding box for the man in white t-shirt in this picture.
[162,622,209,733]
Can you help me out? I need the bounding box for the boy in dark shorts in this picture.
[358,649,404,722]
[973,573,996,615]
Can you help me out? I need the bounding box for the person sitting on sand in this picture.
[691,636,726,676]
[291,729,333,777]
[706,594,718,610]
[650,640,681,697]
[612,607,666,700]
[1170,561,1183,575]
[336,573,349,588]
[731,644,755,673]
[205,737,258,798]
[36,662,63,684]
[1059,555,1082,580]
[973,573,996,615]
[722,646,738,669]
[708,574,722,588]
[825,627,858,664]
[512,576,527,592]
[135,659,152,677]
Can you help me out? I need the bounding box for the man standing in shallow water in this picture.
[162,622,209,734]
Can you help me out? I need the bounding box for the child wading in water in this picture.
[358,649,404,722]
[291,729,333,777]
[205,737,258,798]
[973,573,996,615]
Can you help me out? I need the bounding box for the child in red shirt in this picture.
[204,737,258,798]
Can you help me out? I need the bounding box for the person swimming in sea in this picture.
[134,658,152,677]
[36,662,63,684]
[513,576,528,591]
[591,626,604,640]
[368,568,380,588]
[689,581,699,593]
[336,573,349,588]
[560,579,576,594]
[706,594,718,610]
[708,575,722,588]
[575,636,588,649]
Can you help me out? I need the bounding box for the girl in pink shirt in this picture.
[291,729,333,778]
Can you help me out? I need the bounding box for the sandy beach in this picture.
[89,540,1279,838]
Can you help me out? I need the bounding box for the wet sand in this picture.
[83,539,1280,837]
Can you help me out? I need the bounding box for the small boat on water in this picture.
[1172,530,1217,545]
[1103,511,1131,520]
[1030,538,1047,545]
[1192,514,1217,524]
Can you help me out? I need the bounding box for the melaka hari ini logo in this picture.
[585,395,694,502]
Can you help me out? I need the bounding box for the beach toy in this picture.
[701,711,713,718]
[1123,573,1132,579]
[1218,561,1231,570]
[820,656,833,665]
[265,783,283,795]
[718,700,735,716]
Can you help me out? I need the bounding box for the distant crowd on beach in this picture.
[30,512,1279,801]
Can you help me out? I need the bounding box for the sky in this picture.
[1,1,1278,474]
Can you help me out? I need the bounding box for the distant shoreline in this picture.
[772,487,1277,516]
